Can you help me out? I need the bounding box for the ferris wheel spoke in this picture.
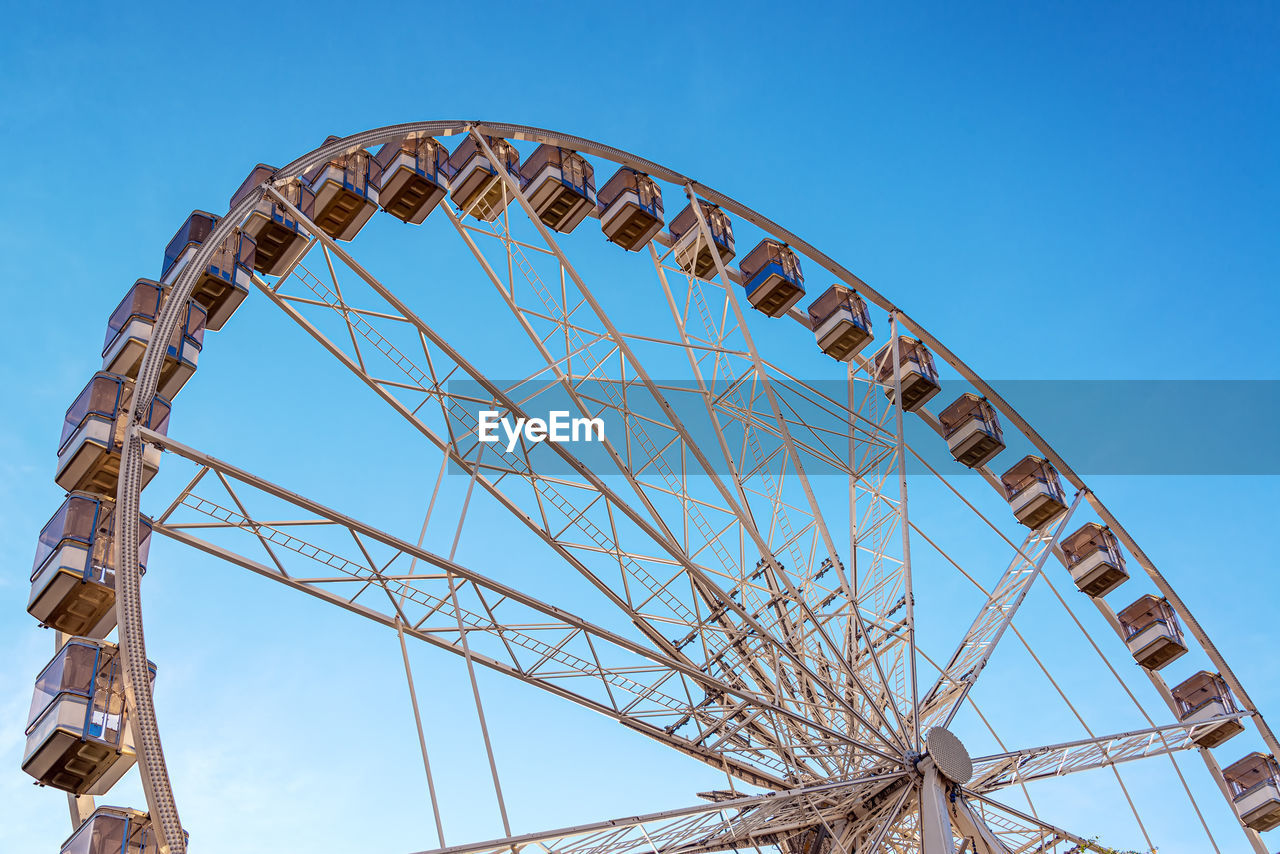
[468,217,851,722]
[883,363,1268,849]
[728,382,888,479]
[251,228,840,753]
[137,429,895,784]
[704,373,910,735]
[459,133,906,760]
[406,771,910,854]
[833,783,914,852]
[75,123,1275,854]
[883,311,923,750]
[263,202,798,681]
[863,632,1073,851]
[967,717,1247,793]
[646,238,906,755]
[762,357,900,451]
[842,380,917,729]
[917,493,1082,733]
[899,529,1177,851]
[684,191,859,634]
[958,792,1115,853]
[440,199,731,578]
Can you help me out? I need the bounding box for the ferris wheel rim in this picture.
[109,119,1272,852]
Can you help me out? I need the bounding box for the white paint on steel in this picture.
[113,119,1274,853]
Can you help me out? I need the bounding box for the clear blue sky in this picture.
[1,2,1277,852]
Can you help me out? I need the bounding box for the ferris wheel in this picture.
[23,121,1280,853]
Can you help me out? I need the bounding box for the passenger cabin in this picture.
[23,639,154,796]
[60,806,182,854]
[374,135,451,224]
[55,373,168,496]
[738,240,805,317]
[597,168,663,251]
[938,393,1005,469]
[229,166,313,279]
[999,455,1067,529]
[807,285,873,361]
[1223,753,1280,832]
[669,200,735,279]
[1059,522,1128,598]
[160,210,256,329]
[872,336,941,412]
[28,493,151,638]
[447,136,521,221]
[1171,671,1244,748]
[1116,594,1188,671]
[519,145,597,234]
[101,279,206,400]
[303,136,380,241]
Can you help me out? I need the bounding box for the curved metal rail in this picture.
[117,119,1274,853]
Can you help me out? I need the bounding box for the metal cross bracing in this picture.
[916,496,1082,735]
[447,180,915,771]
[403,772,912,854]
[135,420,1208,850]
[461,182,870,677]
[140,428,875,787]
[642,216,988,761]
[639,199,915,742]
[953,794,1097,853]
[232,166,1222,847]
[879,362,1263,849]
[279,180,916,747]
[94,122,1279,854]
[644,228,921,745]
[561,224,910,757]
[967,717,1254,794]
[862,395,1244,849]
[253,189,913,780]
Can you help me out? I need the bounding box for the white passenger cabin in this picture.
[1223,753,1280,832]
[55,373,167,496]
[23,639,153,796]
[161,209,256,329]
[229,167,312,279]
[1000,455,1068,530]
[375,135,451,224]
[738,239,805,317]
[872,336,941,413]
[60,805,182,854]
[807,285,873,361]
[448,136,521,221]
[938,393,1005,469]
[101,279,205,400]
[1116,594,1188,671]
[1059,522,1128,598]
[303,136,380,241]
[28,493,151,638]
[669,200,735,279]
[519,145,597,234]
[598,168,664,251]
[1171,671,1244,749]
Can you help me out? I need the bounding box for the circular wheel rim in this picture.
[100,120,1276,853]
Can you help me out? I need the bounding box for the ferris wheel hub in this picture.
[924,727,973,784]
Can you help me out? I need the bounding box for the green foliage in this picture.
[1064,837,1150,854]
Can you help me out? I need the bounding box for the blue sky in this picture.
[1,2,1277,852]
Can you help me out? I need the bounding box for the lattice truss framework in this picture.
[135,133,1259,852]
